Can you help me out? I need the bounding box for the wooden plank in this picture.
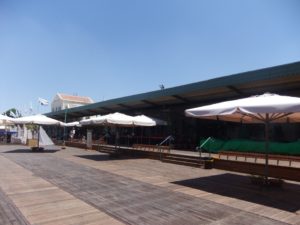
[0,187,30,225]
[3,150,290,225]
[0,154,123,225]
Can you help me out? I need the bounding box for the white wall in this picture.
[51,96,90,112]
[51,95,62,112]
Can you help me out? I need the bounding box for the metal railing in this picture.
[196,137,212,158]
[157,135,174,160]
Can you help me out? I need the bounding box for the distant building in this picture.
[51,93,94,112]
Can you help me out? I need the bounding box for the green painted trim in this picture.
[46,61,300,118]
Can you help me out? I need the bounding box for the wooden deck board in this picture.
[0,153,123,225]
[0,187,30,225]
[2,149,291,225]
[1,145,299,224]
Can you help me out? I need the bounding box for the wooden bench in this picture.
[218,151,300,166]
[132,144,171,153]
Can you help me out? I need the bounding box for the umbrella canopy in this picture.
[61,121,82,127]
[0,114,15,125]
[101,112,135,125]
[185,93,300,123]
[80,113,167,127]
[79,117,94,125]
[133,115,167,126]
[80,112,134,126]
[185,93,300,181]
[133,115,156,126]
[14,114,62,126]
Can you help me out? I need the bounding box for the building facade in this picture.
[51,93,94,112]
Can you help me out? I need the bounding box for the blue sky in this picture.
[0,0,300,115]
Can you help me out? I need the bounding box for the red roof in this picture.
[58,93,93,104]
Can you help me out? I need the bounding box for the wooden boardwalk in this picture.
[0,149,122,225]
[0,186,30,225]
[0,145,299,224]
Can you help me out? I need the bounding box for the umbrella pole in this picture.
[4,124,7,144]
[37,125,40,149]
[63,109,68,149]
[115,126,118,152]
[264,114,270,184]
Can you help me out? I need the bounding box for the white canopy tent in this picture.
[185,93,300,181]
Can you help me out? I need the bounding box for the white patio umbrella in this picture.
[151,117,168,126]
[98,112,135,126]
[80,112,135,148]
[61,121,82,127]
[14,114,63,149]
[133,115,167,126]
[185,93,300,181]
[80,113,167,127]
[80,113,166,147]
[133,115,156,126]
[80,112,134,126]
[79,117,94,125]
[132,115,167,145]
[14,114,62,125]
[0,114,15,125]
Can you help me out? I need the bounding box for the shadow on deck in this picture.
[172,173,300,213]
[3,149,59,154]
[75,154,141,161]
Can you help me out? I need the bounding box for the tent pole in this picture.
[264,114,270,183]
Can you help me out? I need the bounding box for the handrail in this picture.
[199,137,212,149]
[158,135,174,146]
[196,137,213,158]
[157,135,174,160]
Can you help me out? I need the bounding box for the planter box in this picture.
[27,139,38,147]
[203,159,214,169]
